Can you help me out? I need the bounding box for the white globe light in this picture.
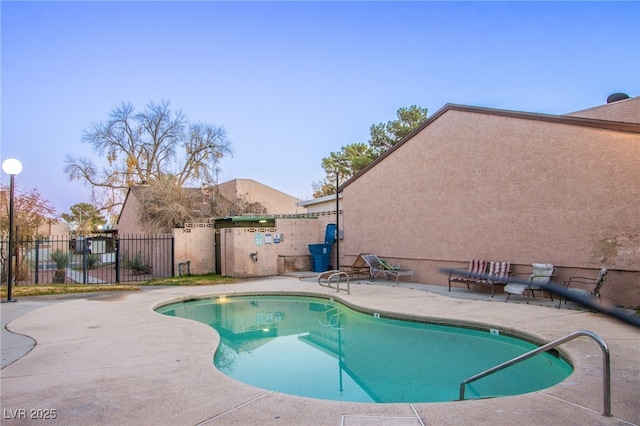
[2,158,23,175]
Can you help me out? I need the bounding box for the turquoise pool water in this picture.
[156,295,573,403]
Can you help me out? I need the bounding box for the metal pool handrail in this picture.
[317,270,350,294]
[459,330,611,417]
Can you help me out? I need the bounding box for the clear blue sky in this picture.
[2,1,639,216]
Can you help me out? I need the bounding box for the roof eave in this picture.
[339,103,640,192]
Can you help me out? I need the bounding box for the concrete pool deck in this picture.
[1,276,638,425]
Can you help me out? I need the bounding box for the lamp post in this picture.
[335,170,340,271]
[2,158,22,303]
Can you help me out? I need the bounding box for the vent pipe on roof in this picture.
[607,93,630,103]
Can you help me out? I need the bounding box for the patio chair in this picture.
[448,260,510,297]
[504,263,556,303]
[362,254,414,285]
[448,260,488,292]
[558,267,608,308]
[484,261,511,297]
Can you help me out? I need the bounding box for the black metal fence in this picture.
[0,233,174,285]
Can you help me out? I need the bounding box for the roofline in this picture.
[220,178,302,201]
[340,103,640,192]
[297,193,342,206]
[213,214,320,222]
[567,94,637,116]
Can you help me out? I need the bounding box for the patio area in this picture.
[1,276,638,425]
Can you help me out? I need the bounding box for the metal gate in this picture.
[0,233,174,285]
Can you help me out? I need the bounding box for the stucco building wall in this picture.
[567,96,640,123]
[116,179,301,234]
[217,215,340,278]
[341,105,640,306]
[218,218,321,278]
[115,190,143,235]
[173,225,216,275]
[217,179,302,214]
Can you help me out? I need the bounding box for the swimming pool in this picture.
[156,294,573,403]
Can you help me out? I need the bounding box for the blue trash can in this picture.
[308,224,337,272]
[309,243,332,272]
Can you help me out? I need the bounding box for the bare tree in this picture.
[65,100,232,219]
[137,178,267,233]
[205,185,267,218]
[136,176,203,233]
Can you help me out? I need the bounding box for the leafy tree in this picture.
[312,180,337,199]
[313,143,375,197]
[61,203,107,234]
[1,184,57,282]
[369,105,429,156]
[64,100,233,219]
[0,184,57,238]
[313,105,428,197]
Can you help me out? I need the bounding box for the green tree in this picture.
[61,203,107,234]
[313,143,375,197]
[313,105,428,197]
[369,105,429,156]
[64,100,233,219]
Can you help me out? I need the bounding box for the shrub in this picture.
[124,253,151,275]
[50,250,72,270]
[50,250,72,284]
[87,254,100,269]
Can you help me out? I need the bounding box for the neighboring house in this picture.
[339,95,640,307]
[115,186,148,235]
[115,178,302,235]
[37,218,70,236]
[216,179,302,215]
[114,179,306,277]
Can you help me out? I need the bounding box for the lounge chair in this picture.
[362,254,414,285]
[448,260,511,297]
[504,263,556,303]
[558,267,608,308]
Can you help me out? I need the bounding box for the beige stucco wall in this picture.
[37,219,69,236]
[220,219,318,278]
[217,216,339,278]
[567,96,640,124]
[116,179,301,235]
[217,179,302,214]
[115,191,142,235]
[341,109,640,307]
[173,225,216,275]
